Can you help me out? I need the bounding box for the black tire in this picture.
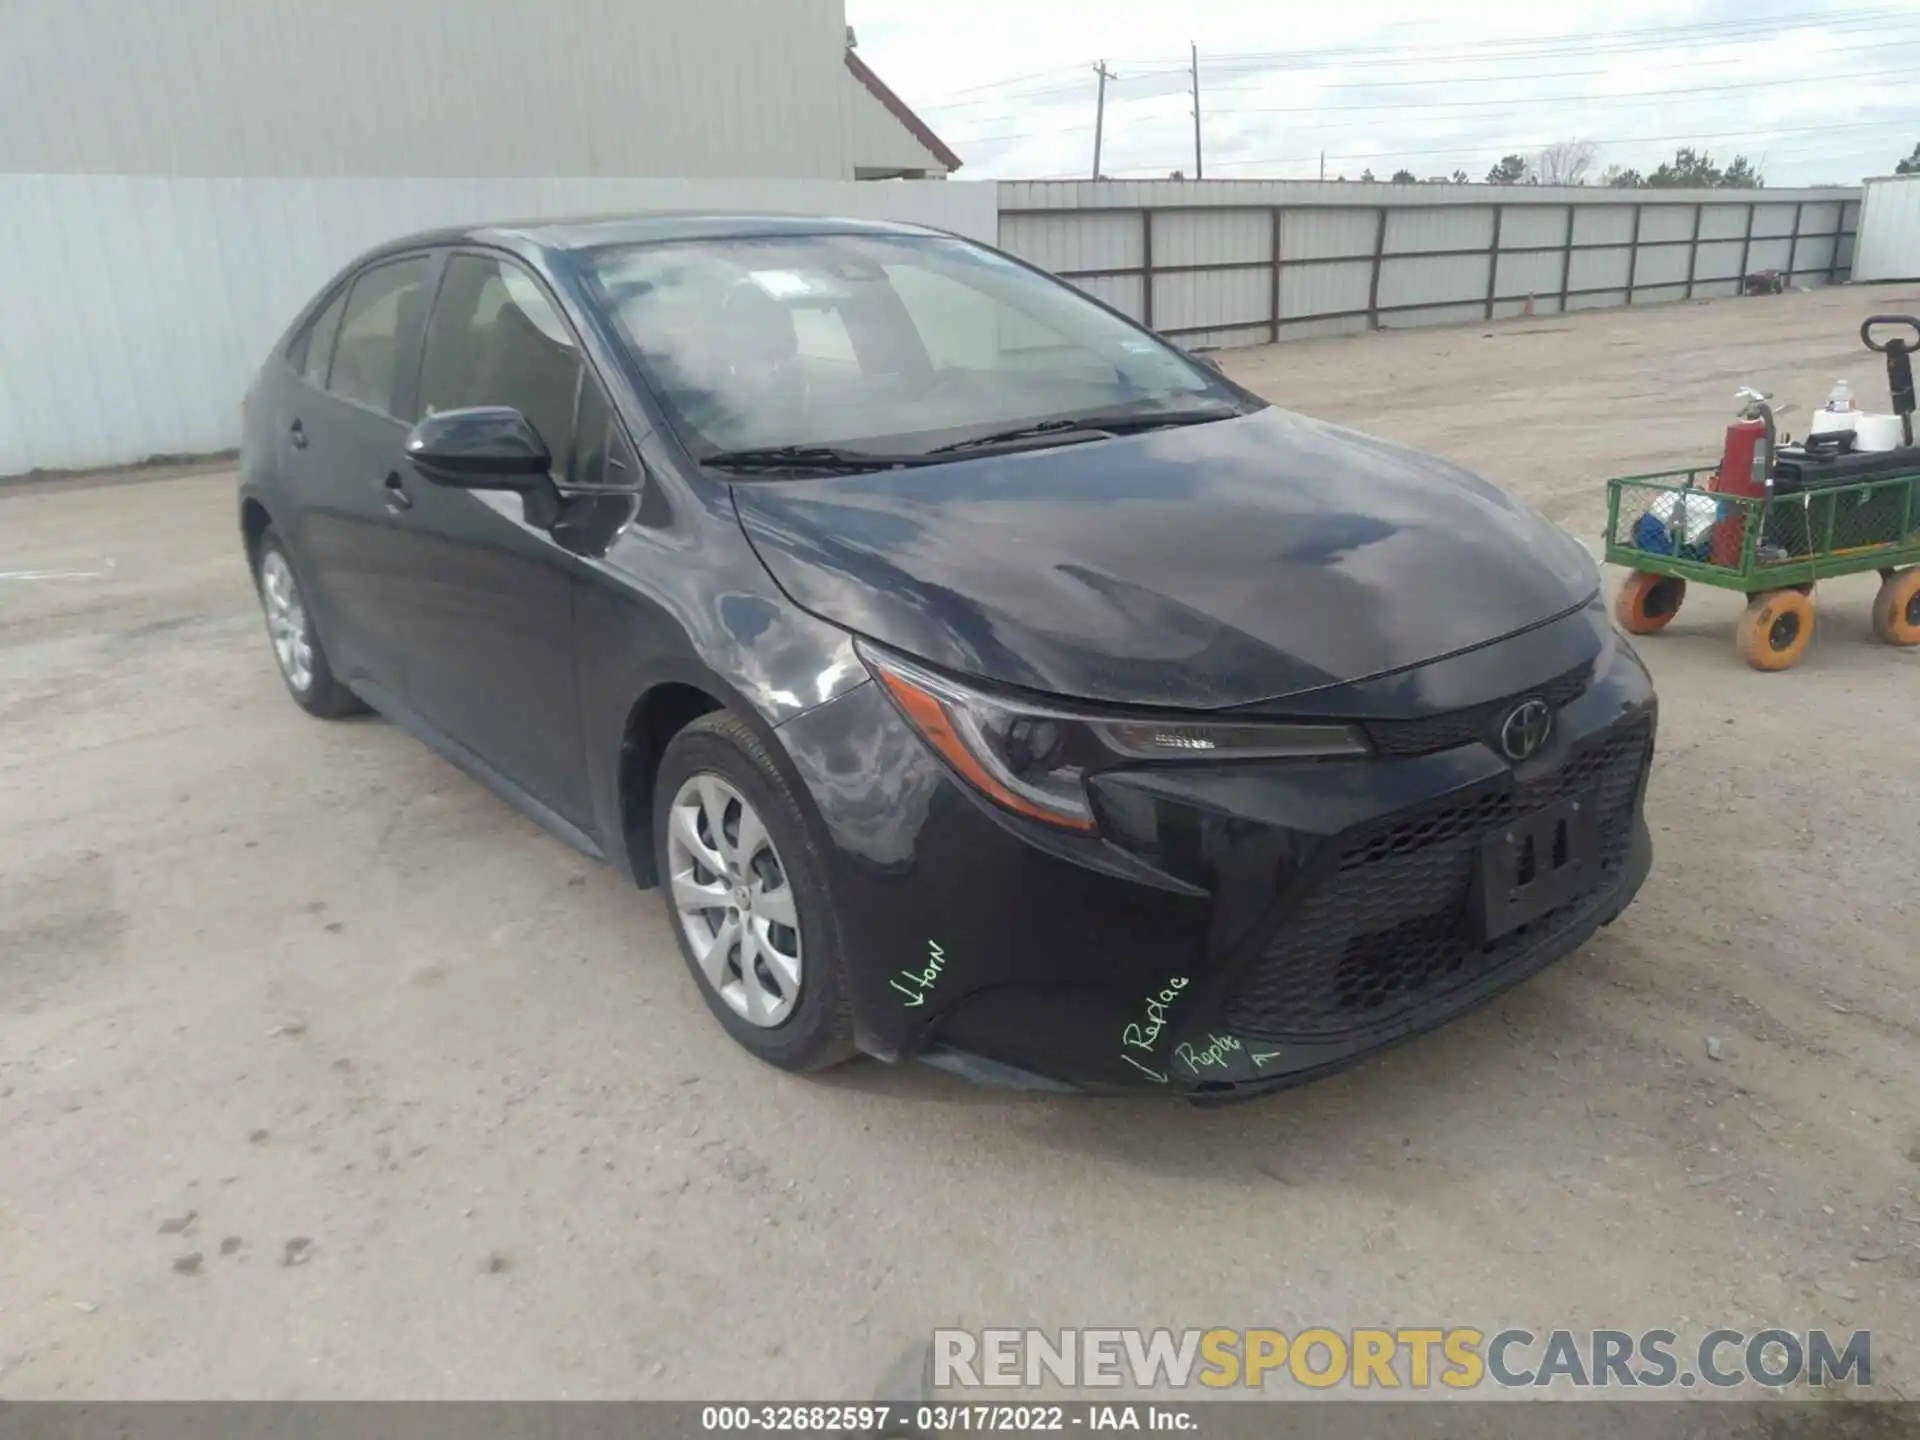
[653,711,857,1072]
[253,528,365,719]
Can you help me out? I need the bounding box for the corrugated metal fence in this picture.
[997,180,1862,349]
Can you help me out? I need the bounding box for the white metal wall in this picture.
[1853,175,1920,282]
[0,0,853,180]
[998,181,1862,349]
[0,175,998,475]
[847,72,949,177]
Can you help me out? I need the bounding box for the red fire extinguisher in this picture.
[1708,388,1774,567]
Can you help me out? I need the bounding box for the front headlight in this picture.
[859,643,1368,833]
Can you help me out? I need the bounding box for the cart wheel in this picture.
[1870,567,1920,646]
[1615,571,1687,635]
[1736,588,1815,671]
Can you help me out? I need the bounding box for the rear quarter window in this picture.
[289,287,349,389]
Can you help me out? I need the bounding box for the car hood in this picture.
[728,406,1598,710]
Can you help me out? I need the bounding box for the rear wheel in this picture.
[1614,571,1686,635]
[653,712,856,1072]
[1870,567,1920,646]
[254,531,364,718]
[1735,588,1815,671]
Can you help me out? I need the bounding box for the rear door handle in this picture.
[288,420,308,450]
[382,472,413,513]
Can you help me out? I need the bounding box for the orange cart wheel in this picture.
[1614,571,1687,635]
[1870,567,1920,646]
[1736,588,1815,671]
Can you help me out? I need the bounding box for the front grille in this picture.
[1360,664,1592,758]
[1226,716,1651,1041]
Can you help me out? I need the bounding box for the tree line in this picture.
[1486,142,1760,188]
[1321,141,1919,187]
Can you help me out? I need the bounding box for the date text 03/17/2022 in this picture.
[699,1403,1197,1432]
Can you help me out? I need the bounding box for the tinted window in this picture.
[418,255,582,472]
[567,379,645,492]
[583,234,1237,456]
[295,287,348,389]
[328,257,434,418]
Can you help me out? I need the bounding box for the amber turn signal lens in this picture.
[874,667,1096,833]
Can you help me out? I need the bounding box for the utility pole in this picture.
[1189,42,1202,180]
[1091,60,1115,180]
[1319,151,1325,181]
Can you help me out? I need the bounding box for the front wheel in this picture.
[1614,571,1686,635]
[653,712,856,1072]
[1736,588,1815,671]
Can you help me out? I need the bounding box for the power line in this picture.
[946,81,1912,147]
[914,6,1912,110]
[1115,6,1919,71]
[1199,38,1920,93]
[939,61,1916,141]
[925,33,1918,125]
[1214,65,1918,116]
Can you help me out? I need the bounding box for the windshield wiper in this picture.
[926,406,1242,455]
[700,445,942,475]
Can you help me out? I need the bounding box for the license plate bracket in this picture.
[1472,794,1600,942]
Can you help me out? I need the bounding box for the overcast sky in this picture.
[850,0,1918,186]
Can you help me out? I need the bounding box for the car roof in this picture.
[370,212,955,260]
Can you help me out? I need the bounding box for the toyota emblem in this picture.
[1498,699,1554,761]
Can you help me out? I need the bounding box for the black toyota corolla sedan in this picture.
[238,213,1655,1097]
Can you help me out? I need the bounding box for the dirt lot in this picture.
[3,285,1918,1401]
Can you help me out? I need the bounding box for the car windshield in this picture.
[581,232,1252,461]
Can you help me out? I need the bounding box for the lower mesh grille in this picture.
[1226,717,1651,1041]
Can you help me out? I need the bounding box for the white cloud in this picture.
[850,0,1919,184]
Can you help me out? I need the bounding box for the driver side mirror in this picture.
[405,406,553,488]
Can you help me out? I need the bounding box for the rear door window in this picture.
[327,256,435,419]
[291,287,348,388]
[417,254,583,474]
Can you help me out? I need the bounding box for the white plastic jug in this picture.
[1852,413,1905,451]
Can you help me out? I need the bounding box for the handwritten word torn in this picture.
[890,940,946,1008]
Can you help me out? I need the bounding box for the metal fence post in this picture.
[1270,208,1283,344]
[1485,204,1503,321]
[1366,208,1388,330]
[1788,200,1804,284]
[1558,204,1576,313]
[1627,202,1644,306]
[1738,201,1756,287]
[1141,209,1154,330]
[1684,202,1703,300]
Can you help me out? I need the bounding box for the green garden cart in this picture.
[1604,316,1920,671]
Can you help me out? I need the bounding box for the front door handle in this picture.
[382,472,413,513]
[289,420,308,450]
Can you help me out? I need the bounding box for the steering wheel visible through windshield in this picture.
[581,232,1255,467]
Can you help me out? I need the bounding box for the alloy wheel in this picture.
[259,551,314,693]
[665,773,803,1027]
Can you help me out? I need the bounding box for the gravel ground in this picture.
[2,285,1917,1401]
